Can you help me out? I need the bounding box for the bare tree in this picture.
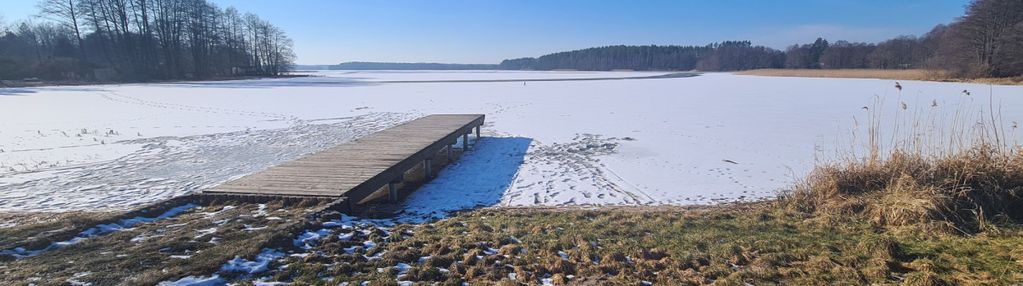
[37,0,86,61]
[940,0,1023,76]
[994,22,1023,76]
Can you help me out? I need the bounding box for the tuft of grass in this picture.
[788,146,1023,234]
[787,90,1023,235]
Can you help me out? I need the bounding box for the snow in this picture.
[363,240,377,249]
[195,227,218,238]
[417,255,432,264]
[252,281,291,286]
[395,137,529,223]
[292,228,332,250]
[394,262,412,274]
[253,204,267,217]
[557,251,569,260]
[221,248,284,274]
[3,71,1023,212]
[156,275,224,286]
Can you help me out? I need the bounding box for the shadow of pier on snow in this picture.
[394,136,532,223]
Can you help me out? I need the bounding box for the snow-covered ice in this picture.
[2,71,1023,212]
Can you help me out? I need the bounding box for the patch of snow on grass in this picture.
[292,229,331,250]
[156,275,224,286]
[221,248,284,274]
[194,227,217,238]
[1,204,196,258]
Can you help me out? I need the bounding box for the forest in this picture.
[500,0,1023,78]
[0,0,295,82]
[329,62,499,70]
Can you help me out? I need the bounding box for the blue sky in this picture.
[2,0,970,64]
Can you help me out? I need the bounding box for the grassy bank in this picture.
[737,69,1023,85]
[3,202,1020,285]
[0,74,310,88]
[0,202,322,285]
[256,204,1019,285]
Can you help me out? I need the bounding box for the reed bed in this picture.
[787,88,1023,235]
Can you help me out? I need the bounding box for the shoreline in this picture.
[0,74,311,89]
[737,68,1023,85]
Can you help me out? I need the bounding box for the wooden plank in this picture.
[204,114,485,204]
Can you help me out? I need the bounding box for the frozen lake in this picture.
[1,70,1022,212]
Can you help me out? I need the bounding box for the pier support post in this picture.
[424,158,433,178]
[475,126,481,141]
[388,174,404,203]
[447,144,453,162]
[388,182,398,202]
[463,133,469,150]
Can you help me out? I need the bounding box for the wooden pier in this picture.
[203,114,485,208]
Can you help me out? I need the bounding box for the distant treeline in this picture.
[329,62,499,70]
[499,42,782,72]
[500,0,1023,78]
[0,0,295,82]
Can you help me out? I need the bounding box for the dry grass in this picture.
[738,69,1023,85]
[966,76,1023,85]
[0,212,119,250]
[785,87,1023,235]
[3,197,1021,285]
[738,69,949,81]
[787,147,1023,234]
[266,206,1023,285]
[0,201,322,285]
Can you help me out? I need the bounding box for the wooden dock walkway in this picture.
[203,114,485,207]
